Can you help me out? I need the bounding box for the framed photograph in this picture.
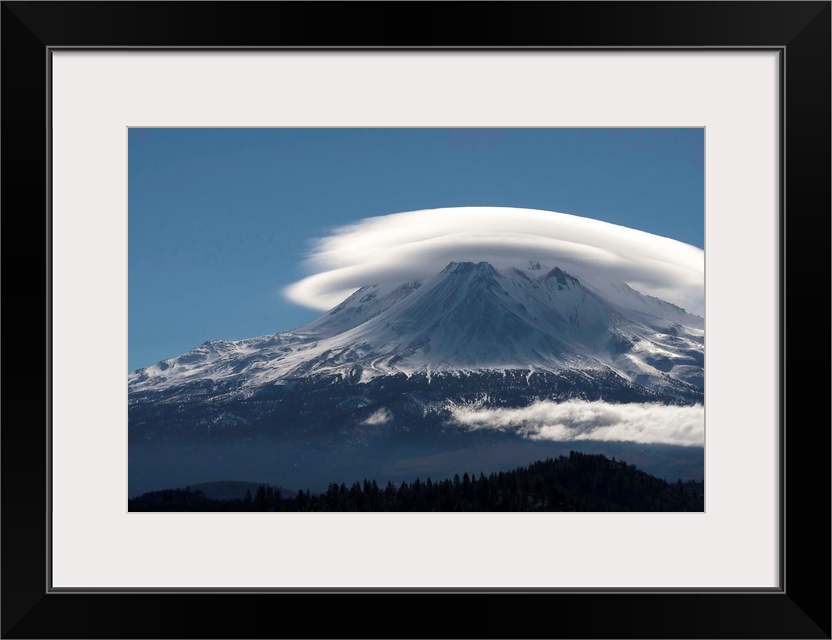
[126,126,707,515]
[3,2,829,638]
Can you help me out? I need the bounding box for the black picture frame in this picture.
[2,2,829,638]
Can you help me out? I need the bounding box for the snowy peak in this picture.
[129,260,704,402]
[542,266,581,289]
[339,260,577,371]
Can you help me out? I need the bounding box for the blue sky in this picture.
[128,127,704,372]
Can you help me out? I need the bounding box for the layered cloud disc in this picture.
[283,207,704,315]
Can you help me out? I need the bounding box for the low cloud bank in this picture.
[362,408,392,426]
[283,207,704,314]
[449,399,704,447]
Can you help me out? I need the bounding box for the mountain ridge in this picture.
[129,260,703,401]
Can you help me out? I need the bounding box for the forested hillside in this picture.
[129,451,704,512]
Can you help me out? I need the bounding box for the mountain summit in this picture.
[130,261,703,399]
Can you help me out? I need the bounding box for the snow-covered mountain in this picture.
[128,261,703,495]
[129,260,703,400]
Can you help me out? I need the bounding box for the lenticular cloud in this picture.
[283,207,704,314]
[450,400,704,447]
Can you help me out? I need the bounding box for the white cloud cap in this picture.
[283,207,703,314]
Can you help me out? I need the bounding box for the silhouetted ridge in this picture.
[129,452,704,512]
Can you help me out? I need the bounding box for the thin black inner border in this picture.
[45,45,785,594]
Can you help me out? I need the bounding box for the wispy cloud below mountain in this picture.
[283,207,704,314]
[449,399,704,447]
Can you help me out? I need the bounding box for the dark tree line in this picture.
[129,452,704,512]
